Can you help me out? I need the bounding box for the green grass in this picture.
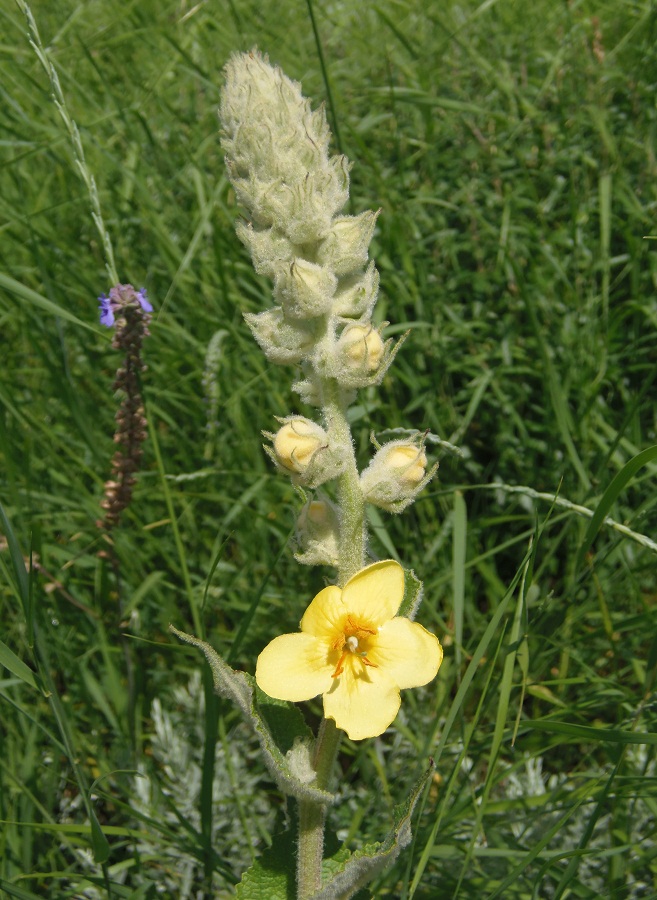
[1,0,657,896]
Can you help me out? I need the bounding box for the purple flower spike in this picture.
[137,288,153,314]
[99,293,115,327]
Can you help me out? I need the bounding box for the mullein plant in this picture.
[172,50,442,899]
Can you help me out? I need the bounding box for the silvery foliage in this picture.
[60,672,276,898]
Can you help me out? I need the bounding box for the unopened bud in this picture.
[275,259,337,319]
[244,307,316,364]
[295,497,340,567]
[337,323,385,373]
[272,418,327,473]
[360,440,435,513]
[383,445,427,486]
[316,210,378,276]
[235,222,295,279]
[331,261,379,317]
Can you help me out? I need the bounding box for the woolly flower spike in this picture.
[255,561,442,740]
[221,50,349,244]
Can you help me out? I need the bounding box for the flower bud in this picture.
[295,497,340,566]
[331,261,379,318]
[336,323,385,374]
[272,418,327,473]
[383,445,427,486]
[274,259,337,319]
[360,440,435,513]
[266,416,348,487]
[316,210,379,276]
[236,222,295,279]
[244,307,316,364]
[269,168,349,245]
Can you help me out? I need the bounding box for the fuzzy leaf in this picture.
[397,567,423,620]
[313,762,434,900]
[235,828,296,900]
[253,678,313,753]
[169,626,335,804]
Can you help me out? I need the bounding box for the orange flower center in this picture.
[331,615,378,678]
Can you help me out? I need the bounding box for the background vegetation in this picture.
[1,0,656,896]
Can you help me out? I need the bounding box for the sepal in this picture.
[397,567,424,620]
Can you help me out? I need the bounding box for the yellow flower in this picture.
[255,561,443,740]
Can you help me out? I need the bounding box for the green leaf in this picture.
[576,444,657,568]
[524,719,657,745]
[169,626,335,804]
[0,272,97,332]
[0,639,41,692]
[312,762,434,900]
[254,679,314,754]
[236,827,296,900]
[397,567,423,619]
[0,878,48,899]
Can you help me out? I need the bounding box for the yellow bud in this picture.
[273,419,326,473]
[382,445,427,486]
[359,439,434,512]
[337,324,384,373]
[306,500,332,526]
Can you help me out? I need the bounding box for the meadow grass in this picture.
[1,0,656,896]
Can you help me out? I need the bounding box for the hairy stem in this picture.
[297,719,341,899]
[323,378,366,586]
[296,380,366,897]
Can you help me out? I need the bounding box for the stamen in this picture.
[345,614,376,637]
[332,650,347,679]
[331,618,380,679]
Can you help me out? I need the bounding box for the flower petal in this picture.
[137,288,153,313]
[300,584,345,637]
[370,618,442,690]
[323,656,401,740]
[256,632,334,702]
[341,560,404,626]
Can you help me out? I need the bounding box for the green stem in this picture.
[296,380,366,898]
[322,379,366,586]
[297,719,341,899]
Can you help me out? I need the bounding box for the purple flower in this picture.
[137,288,153,314]
[98,293,115,327]
[98,284,153,327]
